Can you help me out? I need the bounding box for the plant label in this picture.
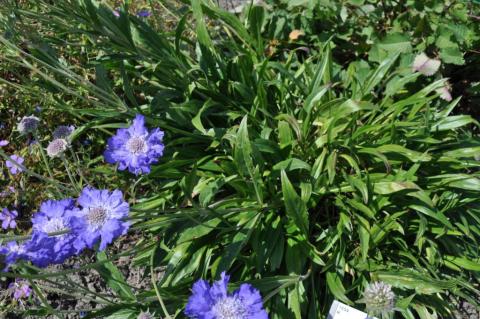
[327,300,377,319]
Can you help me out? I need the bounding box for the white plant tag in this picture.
[327,300,377,319]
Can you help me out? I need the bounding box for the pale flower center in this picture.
[126,136,147,155]
[42,218,67,235]
[10,244,25,254]
[212,297,247,319]
[87,207,108,228]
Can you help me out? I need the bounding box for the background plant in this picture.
[0,0,479,318]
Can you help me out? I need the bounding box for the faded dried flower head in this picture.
[436,82,452,102]
[46,139,68,158]
[361,281,395,316]
[412,53,441,76]
[53,125,75,140]
[17,116,40,134]
[137,310,155,319]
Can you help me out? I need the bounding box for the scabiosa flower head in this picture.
[0,241,27,269]
[53,125,75,140]
[9,280,32,300]
[0,208,17,229]
[46,138,68,158]
[361,281,395,315]
[185,272,268,319]
[5,154,24,175]
[17,115,40,134]
[31,199,84,263]
[75,187,130,251]
[22,232,56,267]
[104,114,164,175]
[113,9,120,17]
[412,53,441,76]
[0,140,8,147]
[436,82,453,102]
[137,310,155,319]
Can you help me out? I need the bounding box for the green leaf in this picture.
[375,270,456,294]
[96,251,136,301]
[281,170,309,236]
[440,46,465,65]
[444,256,480,271]
[235,116,263,203]
[373,181,419,194]
[326,271,351,304]
[378,33,412,53]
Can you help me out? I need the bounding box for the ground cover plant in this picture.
[0,0,480,318]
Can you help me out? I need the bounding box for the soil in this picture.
[3,233,161,319]
[454,301,480,319]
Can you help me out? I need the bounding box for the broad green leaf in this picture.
[373,181,419,194]
[326,271,351,304]
[281,170,309,236]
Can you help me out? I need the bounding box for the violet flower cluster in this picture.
[9,280,32,300]
[185,272,268,319]
[5,154,24,175]
[0,187,130,269]
[0,208,18,229]
[104,114,164,175]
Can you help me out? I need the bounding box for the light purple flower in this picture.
[0,140,8,147]
[104,114,164,175]
[185,272,268,319]
[46,138,68,158]
[5,154,24,175]
[137,9,151,17]
[0,208,17,229]
[74,187,130,251]
[9,280,32,300]
[113,9,120,17]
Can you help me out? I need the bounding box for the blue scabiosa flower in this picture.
[22,232,56,267]
[0,208,17,229]
[75,187,130,251]
[31,199,84,264]
[5,154,24,175]
[0,140,8,147]
[185,272,268,319]
[9,280,32,300]
[104,114,164,175]
[0,241,27,268]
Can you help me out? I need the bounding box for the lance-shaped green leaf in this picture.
[281,170,309,236]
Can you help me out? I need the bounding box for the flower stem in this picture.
[62,156,79,192]
[33,133,61,194]
[150,245,171,319]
